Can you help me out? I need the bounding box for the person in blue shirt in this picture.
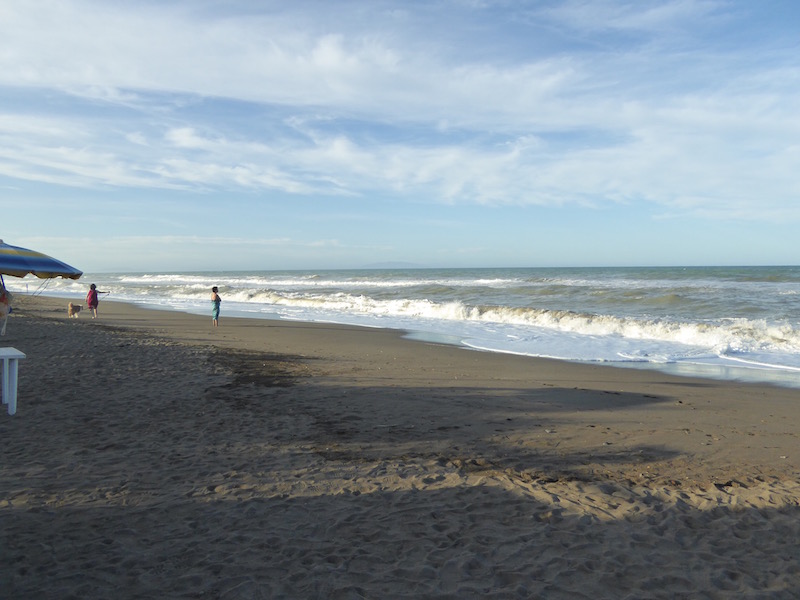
[211,286,221,327]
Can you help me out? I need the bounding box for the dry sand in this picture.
[1,295,799,599]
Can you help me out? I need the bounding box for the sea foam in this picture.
[12,265,800,386]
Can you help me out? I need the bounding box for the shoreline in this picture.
[6,294,800,482]
[20,290,800,389]
[2,295,800,597]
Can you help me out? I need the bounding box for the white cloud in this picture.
[0,0,798,226]
[165,128,212,150]
[542,0,725,34]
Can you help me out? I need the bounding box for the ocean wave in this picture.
[12,266,800,384]
[203,288,800,357]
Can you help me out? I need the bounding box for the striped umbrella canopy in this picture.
[0,239,83,280]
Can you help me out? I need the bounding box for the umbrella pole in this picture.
[0,274,7,335]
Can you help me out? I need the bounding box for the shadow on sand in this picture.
[1,316,798,599]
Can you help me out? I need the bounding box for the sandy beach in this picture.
[1,295,799,599]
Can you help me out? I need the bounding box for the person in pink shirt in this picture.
[86,283,109,319]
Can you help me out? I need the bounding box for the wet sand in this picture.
[1,296,799,598]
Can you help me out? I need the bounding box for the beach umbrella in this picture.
[0,240,82,335]
[0,239,83,280]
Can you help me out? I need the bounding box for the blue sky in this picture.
[1,0,799,272]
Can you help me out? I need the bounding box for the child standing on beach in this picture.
[211,286,221,327]
[86,283,109,319]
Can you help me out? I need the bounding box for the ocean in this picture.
[10,266,800,388]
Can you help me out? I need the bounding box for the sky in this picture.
[1,0,799,273]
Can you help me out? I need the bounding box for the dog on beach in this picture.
[68,302,82,318]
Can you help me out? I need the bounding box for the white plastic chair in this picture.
[0,347,26,415]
